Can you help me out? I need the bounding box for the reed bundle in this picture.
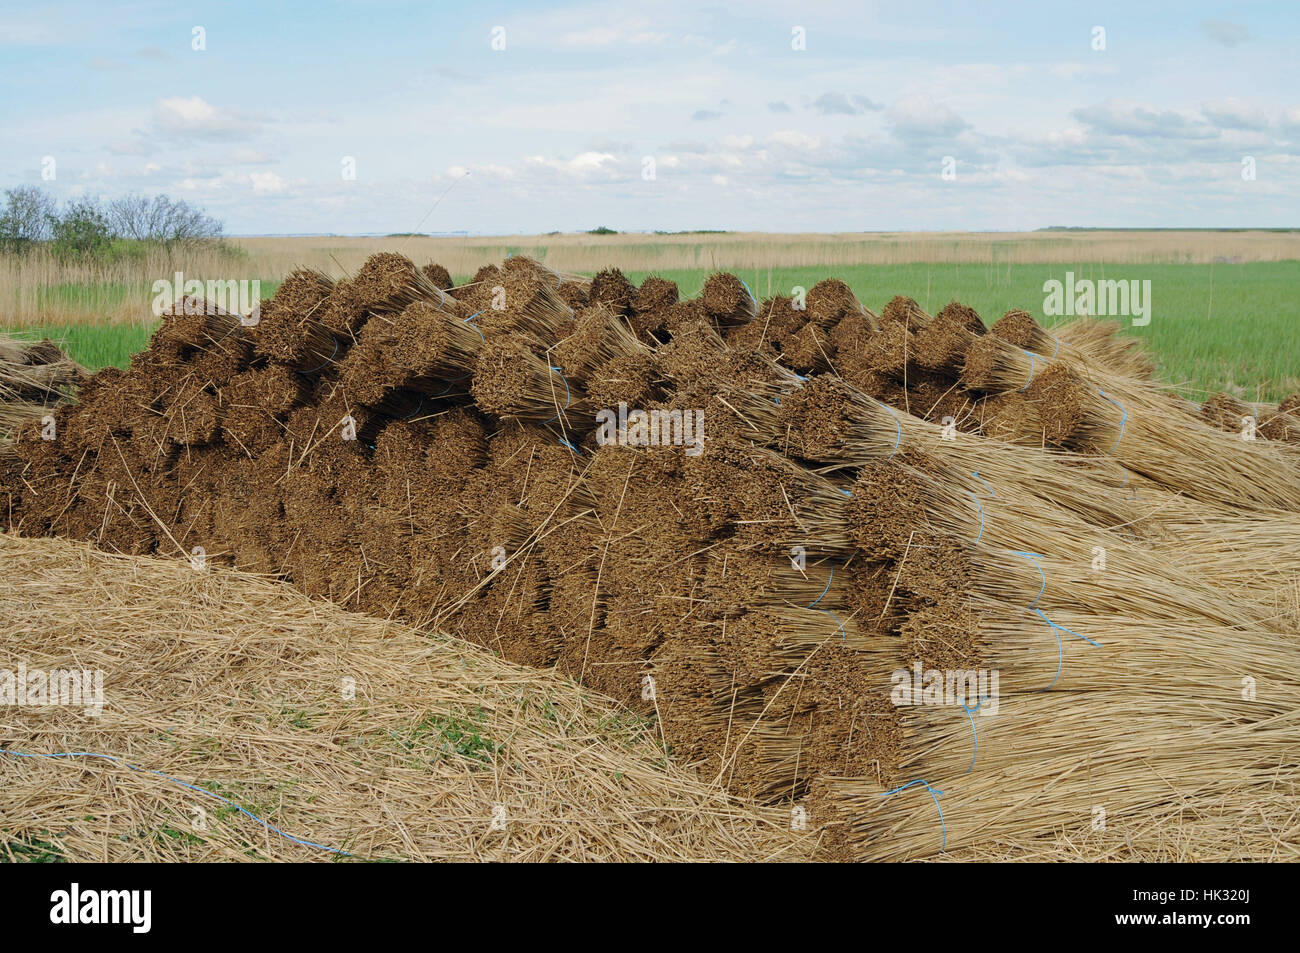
[701,272,758,327]
[806,278,870,329]
[815,691,1300,860]
[551,304,652,384]
[991,309,1158,382]
[470,338,589,431]
[962,339,1300,512]
[253,267,345,372]
[778,375,1140,534]
[351,251,455,314]
[338,298,482,405]
[587,267,636,314]
[476,259,576,345]
[684,440,855,557]
[1202,391,1300,443]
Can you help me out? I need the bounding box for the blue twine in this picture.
[1010,550,1047,608]
[1047,334,1061,360]
[879,779,946,851]
[965,490,985,544]
[972,470,996,498]
[825,609,847,641]
[427,372,473,399]
[885,404,902,459]
[558,436,582,455]
[1097,388,1127,455]
[300,338,340,375]
[0,747,352,857]
[962,697,990,775]
[1018,350,1037,392]
[1033,607,1101,648]
[1033,607,1101,690]
[464,310,485,343]
[541,365,573,426]
[807,568,833,608]
[739,278,758,318]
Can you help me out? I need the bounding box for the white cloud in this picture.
[249,171,286,193]
[769,130,821,150]
[524,151,618,176]
[559,22,670,47]
[887,95,970,140]
[1201,98,1270,131]
[1073,100,1217,139]
[152,96,261,140]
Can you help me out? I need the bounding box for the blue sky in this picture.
[3,0,1298,234]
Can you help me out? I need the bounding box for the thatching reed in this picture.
[5,255,1299,865]
[0,533,811,862]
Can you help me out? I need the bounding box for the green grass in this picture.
[13,323,157,371]
[0,834,65,862]
[396,709,503,768]
[15,263,1298,400]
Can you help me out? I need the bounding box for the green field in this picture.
[13,260,1299,401]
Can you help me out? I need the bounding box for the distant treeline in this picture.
[0,186,228,261]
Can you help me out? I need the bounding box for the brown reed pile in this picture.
[3,252,1297,863]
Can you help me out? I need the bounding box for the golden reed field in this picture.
[4,229,1299,328]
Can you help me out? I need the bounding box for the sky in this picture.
[2,0,1298,235]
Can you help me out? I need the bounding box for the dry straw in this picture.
[0,533,811,862]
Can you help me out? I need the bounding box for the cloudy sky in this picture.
[3,0,1298,234]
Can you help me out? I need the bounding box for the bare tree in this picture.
[0,186,57,252]
[108,194,224,248]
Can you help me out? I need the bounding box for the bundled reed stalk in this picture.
[0,333,85,449]
[253,267,345,373]
[846,453,1284,630]
[338,298,483,405]
[477,260,576,345]
[684,440,854,557]
[879,295,934,331]
[815,699,1300,860]
[962,338,1300,512]
[471,338,590,432]
[652,606,901,802]
[503,254,591,292]
[551,304,653,385]
[777,375,1140,534]
[1202,391,1300,443]
[701,272,758,328]
[1047,315,1158,380]
[351,251,455,314]
[991,309,1158,383]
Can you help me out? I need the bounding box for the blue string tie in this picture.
[1010,550,1047,607]
[879,779,946,852]
[1097,388,1127,455]
[0,747,352,857]
[301,338,340,375]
